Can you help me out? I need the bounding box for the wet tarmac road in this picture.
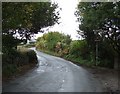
[3,48,103,92]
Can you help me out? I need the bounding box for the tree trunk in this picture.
[114,53,119,70]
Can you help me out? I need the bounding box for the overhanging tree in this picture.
[2,2,60,52]
[76,2,120,68]
[76,2,120,53]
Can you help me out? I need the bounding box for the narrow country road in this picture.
[3,48,103,92]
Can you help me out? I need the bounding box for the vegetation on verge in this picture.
[2,47,38,79]
[35,2,120,69]
[36,31,115,68]
[2,2,60,80]
[75,2,120,69]
[36,32,71,57]
[2,2,120,80]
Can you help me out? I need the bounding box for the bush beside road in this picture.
[2,47,38,81]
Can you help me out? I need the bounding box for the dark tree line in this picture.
[75,2,120,69]
[2,2,60,53]
[2,2,60,78]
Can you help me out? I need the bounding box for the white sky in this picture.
[35,0,81,40]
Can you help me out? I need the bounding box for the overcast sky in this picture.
[35,0,80,40]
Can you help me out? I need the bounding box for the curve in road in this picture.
[3,48,103,92]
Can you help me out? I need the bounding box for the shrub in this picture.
[16,49,38,65]
[27,50,38,64]
[69,40,89,59]
[2,48,38,79]
[24,44,35,48]
[2,64,17,77]
[98,59,113,68]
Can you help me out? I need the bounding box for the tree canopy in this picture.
[2,2,60,53]
[2,2,60,40]
[36,31,72,55]
[76,2,120,53]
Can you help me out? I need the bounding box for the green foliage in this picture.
[24,44,35,48]
[24,42,36,48]
[44,32,63,51]
[2,34,21,54]
[2,2,59,33]
[64,54,93,67]
[69,40,89,59]
[3,64,17,77]
[76,2,120,54]
[36,32,72,55]
[69,40,81,57]
[2,48,38,78]
[2,2,59,78]
[26,50,38,64]
[2,2,60,56]
[36,31,115,68]
[75,2,120,68]
[36,37,47,50]
[97,39,114,68]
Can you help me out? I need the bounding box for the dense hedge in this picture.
[2,48,38,78]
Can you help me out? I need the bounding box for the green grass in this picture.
[36,47,114,69]
[24,44,35,48]
[36,48,94,67]
[64,54,93,67]
[36,48,61,57]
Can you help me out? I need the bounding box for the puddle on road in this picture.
[62,79,65,82]
[59,88,64,91]
[59,66,69,72]
[36,69,45,73]
[58,79,66,92]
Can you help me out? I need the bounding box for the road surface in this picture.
[3,48,103,92]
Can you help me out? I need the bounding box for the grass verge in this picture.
[36,48,95,67]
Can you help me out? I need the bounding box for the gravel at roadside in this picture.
[82,66,119,93]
